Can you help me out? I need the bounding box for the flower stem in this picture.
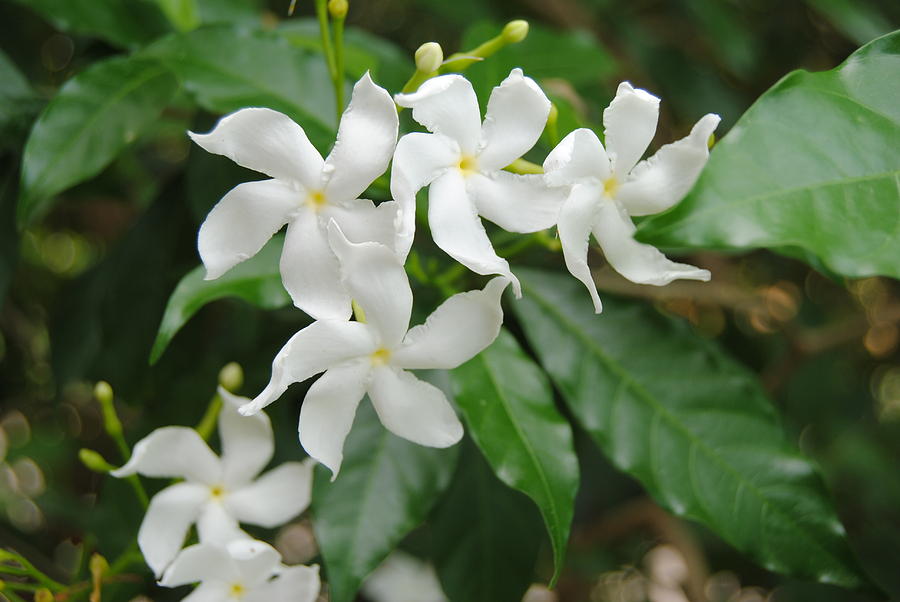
[504,158,543,174]
[332,10,346,116]
[313,0,340,122]
[195,394,223,442]
[93,383,149,509]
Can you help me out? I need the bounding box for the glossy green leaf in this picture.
[638,31,900,280]
[150,235,290,364]
[431,439,543,602]
[155,0,200,31]
[147,25,336,149]
[513,267,869,588]
[450,328,578,585]
[195,0,262,26]
[312,401,458,602]
[18,55,178,226]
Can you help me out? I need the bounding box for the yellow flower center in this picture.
[370,347,391,366]
[306,190,327,210]
[229,583,245,598]
[210,485,225,499]
[602,176,619,198]
[457,155,478,176]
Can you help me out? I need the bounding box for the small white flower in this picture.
[112,389,314,577]
[241,221,509,478]
[392,68,566,296]
[362,551,447,602]
[161,538,320,602]
[544,82,720,312]
[190,72,400,320]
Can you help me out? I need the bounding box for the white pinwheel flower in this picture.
[161,538,320,602]
[544,82,720,312]
[190,72,400,320]
[112,388,314,576]
[392,68,565,296]
[240,221,509,478]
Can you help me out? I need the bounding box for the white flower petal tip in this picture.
[543,128,609,186]
[615,81,661,105]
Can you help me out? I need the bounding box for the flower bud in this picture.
[35,588,54,602]
[93,381,113,405]
[328,0,348,19]
[415,42,444,74]
[79,449,114,473]
[218,362,244,392]
[707,132,716,149]
[502,19,529,44]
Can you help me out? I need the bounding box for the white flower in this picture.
[543,82,720,312]
[392,68,565,296]
[241,221,509,478]
[190,72,400,320]
[161,538,320,602]
[362,551,447,602]
[112,388,314,576]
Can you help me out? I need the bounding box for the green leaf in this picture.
[431,439,543,602]
[0,48,42,150]
[450,328,579,585]
[805,0,894,45]
[638,31,900,280]
[312,401,458,602]
[10,0,171,48]
[147,25,336,148]
[195,0,262,26]
[155,0,200,32]
[150,235,290,364]
[513,267,869,588]
[18,55,179,226]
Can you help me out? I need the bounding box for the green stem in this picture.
[497,233,543,258]
[504,158,543,175]
[314,0,340,122]
[0,551,65,592]
[333,13,346,117]
[195,393,223,442]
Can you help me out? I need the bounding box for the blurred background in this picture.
[1,0,899,600]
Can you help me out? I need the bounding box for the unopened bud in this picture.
[35,588,54,602]
[94,381,113,405]
[502,19,529,44]
[415,42,444,74]
[707,132,716,149]
[218,362,244,393]
[328,0,348,18]
[548,102,558,124]
[79,449,115,473]
[90,553,108,577]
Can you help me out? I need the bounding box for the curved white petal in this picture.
[617,113,721,216]
[323,198,398,250]
[326,222,412,348]
[182,582,233,602]
[394,74,482,154]
[139,483,210,577]
[298,360,371,479]
[543,128,610,187]
[390,132,458,259]
[228,539,282,588]
[199,179,299,280]
[427,171,521,296]
[280,209,350,321]
[323,73,399,202]
[392,277,507,370]
[557,183,603,313]
[195,500,246,546]
[111,427,221,484]
[218,388,273,488]
[242,321,376,416]
[189,107,324,189]
[467,171,565,233]
[594,199,711,285]
[226,459,314,528]
[249,565,320,602]
[160,542,236,587]
[603,82,660,178]
[477,68,551,172]
[368,366,463,448]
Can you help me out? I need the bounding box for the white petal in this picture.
[199,179,299,280]
[139,483,210,577]
[182,582,232,601]
[617,113,721,216]
[196,500,247,546]
[280,210,350,320]
[326,221,412,348]
[367,366,463,448]
[603,82,660,178]
[394,74,482,154]
[427,171,521,296]
[477,68,551,172]
[467,171,565,233]
[390,132,458,259]
[160,542,237,587]
[189,107,324,189]
[242,321,376,416]
[557,183,604,313]
[594,199,711,285]
[298,360,371,479]
[392,277,507,370]
[323,73,399,202]
[228,539,282,588]
[225,459,314,528]
[218,388,273,488]
[323,198,398,250]
[111,427,221,484]
[250,565,320,602]
[543,128,610,187]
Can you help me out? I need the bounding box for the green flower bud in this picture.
[35,588,54,602]
[502,19,529,44]
[79,449,115,473]
[415,42,444,74]
[93,381,113,405]
[218,362,244,393]
[328,0,348,18]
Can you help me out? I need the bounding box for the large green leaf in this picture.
[513,267,868,588]
[0,48,42,150]
[638,31,900,280]
[149,235,290,364]
[18,55,178,226]
[430,439,543,602]
[312,401,457,602]
[147,25,336,149]
[450,328,578,585]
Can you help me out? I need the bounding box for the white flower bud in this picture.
[415,42,444,74]
[502,20,529,44]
